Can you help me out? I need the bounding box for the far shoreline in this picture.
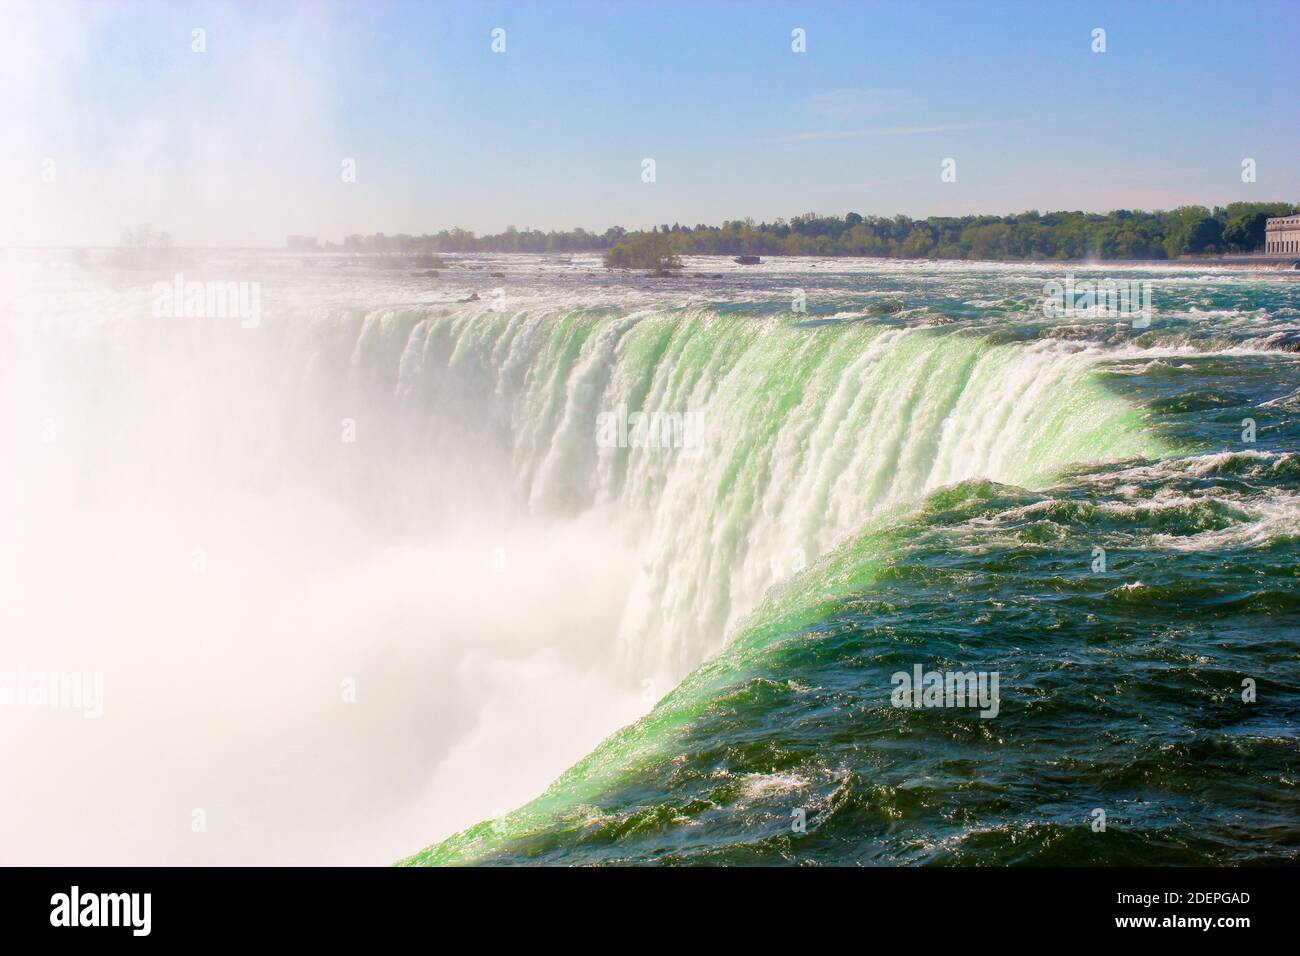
[4,246,1299,273]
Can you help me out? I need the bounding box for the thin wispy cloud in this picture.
[760,123,983,145]
[842,173,937,189]
[803,87,916,119]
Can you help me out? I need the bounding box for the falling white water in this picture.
[390,307,1160,683]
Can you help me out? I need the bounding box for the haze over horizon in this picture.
[4,0,1298,247]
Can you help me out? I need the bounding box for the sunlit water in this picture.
[2,251,1297,864]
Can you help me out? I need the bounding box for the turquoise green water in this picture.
[391,264,1300,866]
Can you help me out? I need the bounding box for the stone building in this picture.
[1265,215,1300,254]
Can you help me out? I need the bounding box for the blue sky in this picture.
[5,0,1298,245]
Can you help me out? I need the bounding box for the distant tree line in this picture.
[329,202,1298,261]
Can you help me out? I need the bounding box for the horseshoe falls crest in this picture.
[407,309,1163,684]
[3,254,1296,865]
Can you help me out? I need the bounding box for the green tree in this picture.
[603,233,682,273]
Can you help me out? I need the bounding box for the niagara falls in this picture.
[2,0,1296,939]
